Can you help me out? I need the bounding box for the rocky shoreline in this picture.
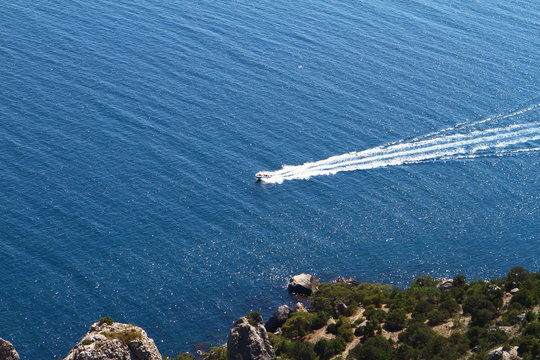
[2,269,539,360]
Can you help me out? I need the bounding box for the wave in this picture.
[259,104,540,183]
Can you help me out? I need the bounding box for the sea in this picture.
[1,1,540,358]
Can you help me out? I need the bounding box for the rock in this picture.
[63,321,161,360]
[487,346,519,360]
[510,288,519,294]
[488,285,502,294]
[295,302,307,313]
[227,315,275,360]
[516,312,527,323]
[288,274,320,295]
[333,276,359,288]
[0,338,19,360]
[436,278,455,291]
[491,326,513,335]
[265,305,294,333]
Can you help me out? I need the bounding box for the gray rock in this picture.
[510,288,520,294]
[295,302,308,313]
[63,322,162,360]
[0,338,19,360]
[288,274,320,295]
[265,305,294,333]
[516,312,527,323]
[487,346,519,360]
[333,276,359,288]
[227,316,275,360]
[436,278,455,291]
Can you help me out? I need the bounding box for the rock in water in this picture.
[63,321,161,360]
[0,338,19,360]
[227,315,275,360]
[265,305,294,333]
[287,274,320,295]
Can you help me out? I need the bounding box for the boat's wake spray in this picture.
[256,104,540,184]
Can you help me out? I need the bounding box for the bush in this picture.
[102,329,142,345]
[439,297,460,315]
[205,347,227,360]
[247,311,263,326]
[349,336,393,360]
[287,342,317,360]
[385,309,407,331]
[364,308,386,323]
[506,266,530,289]
[311,312,331,330]
[355,320,381,338]
[282,312,314,339]
[523,321,540,337]
[427,309,450,326]
[413,300,434,320]
[326,317,353,342]
[176,353,195,360]
[398,322,438,349]
[510,290,536,308]
[314,338,346,360]
[99,317,114,325]
[412,276,438,288]
[393,344,420,360]
[471,309,495,328]
[517,335,540,359]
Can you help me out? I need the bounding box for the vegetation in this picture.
[102,328,142,345]
[99,317,114,325]
[203,267,540,360]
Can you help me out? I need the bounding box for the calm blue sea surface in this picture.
[1,1,540,358]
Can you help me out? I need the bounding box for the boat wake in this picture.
[258,104,540,184]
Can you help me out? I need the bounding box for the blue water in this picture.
[1,1,540,358]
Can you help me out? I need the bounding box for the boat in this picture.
[255,171,272,180]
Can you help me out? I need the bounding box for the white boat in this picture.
[255,171,272,179]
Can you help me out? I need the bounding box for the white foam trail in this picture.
[258,106,540,183]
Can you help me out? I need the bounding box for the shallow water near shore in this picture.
[1,1,540,358]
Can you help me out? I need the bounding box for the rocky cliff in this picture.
[63,320,161,360]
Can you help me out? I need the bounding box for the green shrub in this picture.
[81,339,93,345]
[99,317,114,325]
[427,309,450,326]
[364,308,386,323]
[314,338,346,360]
[385,309,407,331]
[393,344,420,360]
[102,329,142,345]
[522,321,540,337]
[176,353,195,360]
[282,312,314,339]
[471,309,495,328]
[247,311,263,326]
[517,335,540,359]
[511,290,536,308]
[354,320,381,338]
[349,336,393,360]
[326,317,354,342]
[311,312,331,330]
[439,297,460,315]
[204,347,227,360]
[277,341,317,360]
[506,266,530,289]
[412,276,438,288]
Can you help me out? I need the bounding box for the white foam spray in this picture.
[258,104,540,183]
